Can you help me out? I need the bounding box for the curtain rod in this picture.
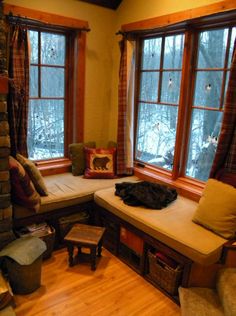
[7,13,91,32]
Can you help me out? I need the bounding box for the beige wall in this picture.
[4,0,228,147]
[5,0,116,146]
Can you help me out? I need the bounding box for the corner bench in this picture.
[94,186,235,302]
[12,172,235,302]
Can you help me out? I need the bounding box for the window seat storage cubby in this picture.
[146,249,182,296]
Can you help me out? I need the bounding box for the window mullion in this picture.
[173,30,196,179]
[38,30,41,98]
[220,27,232,109]
[157,36,165,103]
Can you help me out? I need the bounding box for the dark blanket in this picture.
[115,181,177,209]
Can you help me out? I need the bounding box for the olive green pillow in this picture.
[69,142,96,176]
[192,179,236,239]
[16,154,48,196]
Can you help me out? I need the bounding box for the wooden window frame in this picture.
[4,4,88,175]
[125,2,236,201]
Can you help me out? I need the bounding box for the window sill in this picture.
[36,158,71,176]
[134,165,204,202]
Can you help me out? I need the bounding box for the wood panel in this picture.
[121,0,236,32]
[14,248,180,316]
[0,76,8,94]
[120,226,144,255]
[3,4,89,30]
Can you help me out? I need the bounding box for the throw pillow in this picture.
[84,147,117,179]
[69,141,96,176]
[192,178,236,239]
[16,154,48,196]
[9,156,41,212]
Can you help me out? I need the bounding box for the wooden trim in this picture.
[134,166,203,201]
[3,4,89,30]
[74,31,86,142]
[121,0,236,32]
[36,158,72,176]
[172,31,192,179]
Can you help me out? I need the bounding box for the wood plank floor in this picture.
[14,248,181,316]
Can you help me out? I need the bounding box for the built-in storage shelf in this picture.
[119,242,143,273]
[95,205,192,303]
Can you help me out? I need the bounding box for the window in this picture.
[28,29,67,160]
[135,22,236,183]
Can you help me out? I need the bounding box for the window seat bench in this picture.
[94,186,236,301]
[12,173,138,242]
[94,186,227,266]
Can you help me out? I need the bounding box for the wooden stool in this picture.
[64,223,105,271]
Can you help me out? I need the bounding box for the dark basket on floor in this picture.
[59,211,90,241]
[4,255,43,294]
[147,250,182,295]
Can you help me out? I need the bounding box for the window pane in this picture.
[29,66,38,97]
[141,38,162,70]
[197,29,228,68]
[228,27,236,67]
[41,32,65,65]
[29,30,38,63]
[27,100,64,160]
[186,108,222,181]
[161,71,181,104]
[136,103,178,170]
[140,72,159,101]
[194,71,223,107]
[163,34,184,69]
[41,67,65,97]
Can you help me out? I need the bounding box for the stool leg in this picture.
[67,243,74,267]
[97,240,103,257]
[77,246,82,256]
[90,247,97,271]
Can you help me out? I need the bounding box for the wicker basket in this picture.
[40,226,55,260]
[147,250,182,295]
[59,211,90,241]
[15,224,55,260]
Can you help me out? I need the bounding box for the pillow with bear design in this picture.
[84,147,117,179]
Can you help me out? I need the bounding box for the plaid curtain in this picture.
[7,24,29,157]
[117,38,135,175]
[210,39,236,183]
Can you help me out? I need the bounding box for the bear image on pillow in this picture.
[93,156,110,170]
[84,147,116,179]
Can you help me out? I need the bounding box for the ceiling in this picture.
[79,0,123,10]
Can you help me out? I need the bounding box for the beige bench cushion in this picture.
[94,187,227,265]
[14,173,138,219]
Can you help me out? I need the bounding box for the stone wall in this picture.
[0,0,12,229]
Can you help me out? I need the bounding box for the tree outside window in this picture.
[135,25,236,182]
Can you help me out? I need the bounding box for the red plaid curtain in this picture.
[210,39,236,186]
[117,38,134,175]
[8,24,29,157]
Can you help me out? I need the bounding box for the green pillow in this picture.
[16,154,48,196]
[69,142,96,176]
[192,179,236,239]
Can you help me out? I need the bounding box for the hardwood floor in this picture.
[14,248,181,316]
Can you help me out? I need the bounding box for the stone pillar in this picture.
[0,0,12,227]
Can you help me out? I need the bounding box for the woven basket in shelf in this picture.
[147,250,182,295]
